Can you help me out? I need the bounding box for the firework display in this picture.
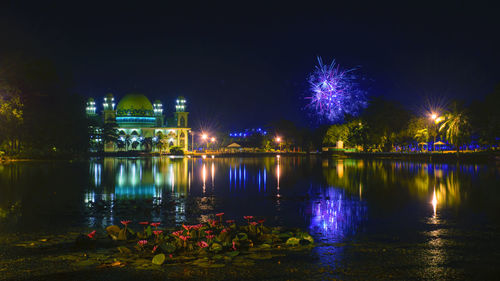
[307,57,366,123]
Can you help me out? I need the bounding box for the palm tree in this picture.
[436,104,471,154]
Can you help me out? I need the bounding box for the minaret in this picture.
[86,98,97,117]
[153,99,164,126]
[103,93,116,124]
[174,96,188,127]
[174,96,189,151]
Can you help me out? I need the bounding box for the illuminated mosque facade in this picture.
[86,93,190,153]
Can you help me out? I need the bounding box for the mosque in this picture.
[86,93,190,153]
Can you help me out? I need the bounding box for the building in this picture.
[86,93,190,153]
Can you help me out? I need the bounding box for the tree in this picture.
[470,85,500,147]
[102,121,118,150]
[0,82,23,154]
[362,98,410,152]
[323,124,349,146]
[436,102,471,153]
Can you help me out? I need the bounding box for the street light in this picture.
[275,137,282,152]
[429,112,439,152]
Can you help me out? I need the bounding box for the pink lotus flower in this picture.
[191,224,203,230]
[87,230,96,239]
[226,220,235,224]
[182,224,189,231]
[179,235,190,241]
[153,230,163,236]
[150,222,161,228]
[258,219,265,224]
[139,221,149,225]
[215,212,224,217]
[206,234,215,240]
[232,241,237,251]
[250,222,258,226]
[169,254,173,258]
[205,230,213,235]
[197,241,209,248]
[152,245,158,253]
[221,228,228,234]
[172,230,183,237]
[208,219,217,227]
[121,220,131,226]
[243,216,254,220]
[137,240,148,246]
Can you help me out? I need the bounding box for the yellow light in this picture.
[430,113,438,120]
[202,134,208,140]
[210,137,216,142]
[275,137,281,143]
[202,155,206,159]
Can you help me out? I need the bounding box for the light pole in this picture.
[210,137,216,151]
[275,137,282,152]
[430,113,438,152]
[202,133,208,151]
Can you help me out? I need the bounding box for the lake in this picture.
[1,156,499,280]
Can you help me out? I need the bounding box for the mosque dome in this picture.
[116,93,154,117]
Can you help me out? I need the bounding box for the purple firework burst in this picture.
[306,57,366,123]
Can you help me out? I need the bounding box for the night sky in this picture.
[2,1,499,130]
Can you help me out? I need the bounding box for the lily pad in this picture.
[152,254,166,265]
[225,250,240,257]
[248,252,273,260]
[210,243,223,252]
[117,246,131,254]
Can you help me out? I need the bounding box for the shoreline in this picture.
[1,150,498,163]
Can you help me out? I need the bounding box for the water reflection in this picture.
[309,187,366,242]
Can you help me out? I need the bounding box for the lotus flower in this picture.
[208,219,217,227]
[198,241,209,248]
[206,234,215,240]
[216,212,224,217]
[250,222,258,226]
[150,222,161,228]
[139,221,149,225]
[182,224,189,231]
[232,241,237,251]
[152,245,158,253]
[153,230,163,236]
[221,228,228,234]
[137,240,148,246]
[258,219,265,224]
[179,235,190,241]
[226,220,235,224]
[205,230,213,235]
[87,230,96,239]
[172,230,183,237]
[191,224,203,230]
[121,220,131,226]
[243,216,254,220]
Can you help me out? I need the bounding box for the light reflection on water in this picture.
[1,156,499,277]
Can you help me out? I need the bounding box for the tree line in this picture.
[322,89,500,153]
[0,57,89,157]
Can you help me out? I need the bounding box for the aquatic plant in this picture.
[100,214,315,268]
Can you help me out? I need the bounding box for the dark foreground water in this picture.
[0,156,499,280]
